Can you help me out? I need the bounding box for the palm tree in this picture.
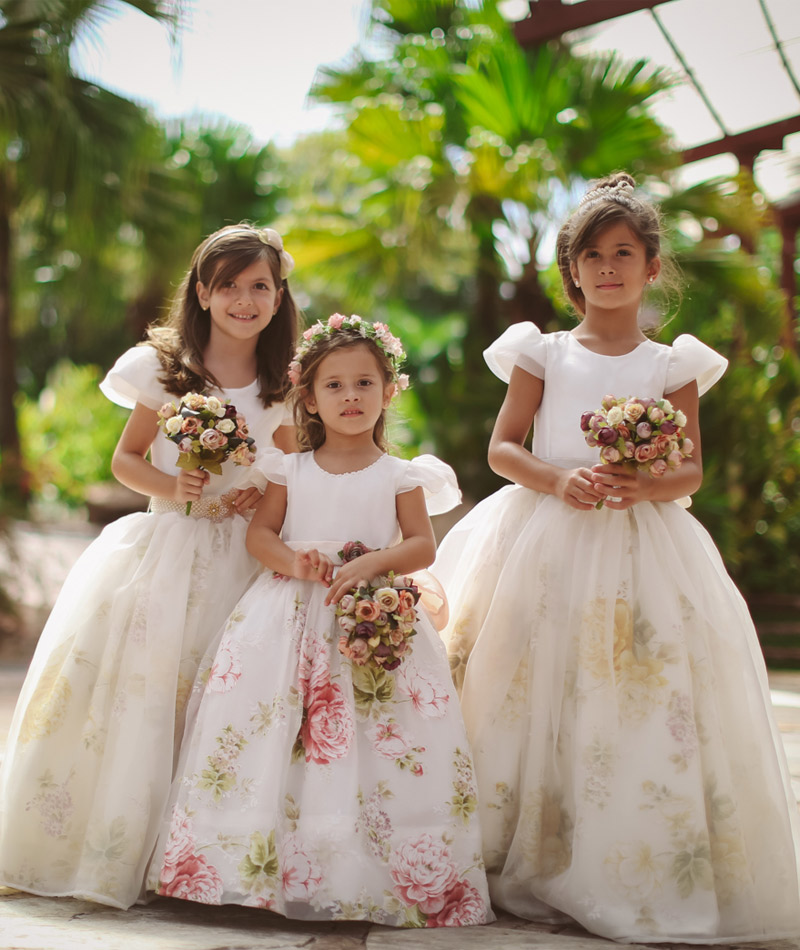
[0,0,181,500]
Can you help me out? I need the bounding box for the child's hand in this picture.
[590,464,650,509]
[294,549,335,586]
[555,467,604,510]
[173,468,209,505]
[232,487,262,513]
[324,552,382,606]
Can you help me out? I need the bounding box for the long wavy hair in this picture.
[146,224,299,406]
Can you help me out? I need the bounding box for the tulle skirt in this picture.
[0,504,261,909]
[434,485,800,943]
[146,567,493,927]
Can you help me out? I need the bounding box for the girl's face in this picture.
[304,344,394,440]
[570,221,660,313]
[197,258,283,344]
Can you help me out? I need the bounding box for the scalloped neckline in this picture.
[310,452,388,477]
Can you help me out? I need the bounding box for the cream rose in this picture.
[165,415,183,435]
[375,587,400,612]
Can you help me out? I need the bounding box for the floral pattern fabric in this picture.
[146,453,492,927]
[433,327,800,944]
[0,348,290,909]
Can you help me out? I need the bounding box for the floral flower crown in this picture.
[288,313,410,390]
[197,226,295,279]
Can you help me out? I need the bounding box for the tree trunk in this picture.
[0,163,26,503]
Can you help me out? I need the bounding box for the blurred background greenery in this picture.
[0,0,798,614]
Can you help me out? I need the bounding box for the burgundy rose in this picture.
[596,427,618,445]
[340,540,371,562]
[355,622,375,638]
[579,410,594,431]
[660,419,678,434]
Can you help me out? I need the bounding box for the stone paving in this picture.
[1,522,800,948]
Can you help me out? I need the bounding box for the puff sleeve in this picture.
[483,322,548,384]
[247,447,288,493]
[665,335,728,397]
[397,455,462,516]
[99,345,167,412]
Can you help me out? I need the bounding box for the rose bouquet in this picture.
[157,392,257,514]
[334,541,420,672]
[580,394,694,508]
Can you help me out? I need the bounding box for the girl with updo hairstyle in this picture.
[434,173,800,942]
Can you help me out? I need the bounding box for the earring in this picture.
[574,280,580,287]
[648,276,655,283]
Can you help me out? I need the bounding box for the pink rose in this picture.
[348,638,370,665]
[396,666,449,719]
[652,434,671,455]
[338,615,357,634]
[368,718,412,760]
[601,394,618,410]
[647,405,665,423]
[682,437,694,456]
[622,441,635,459]
[650,458,668,477]
[634,443,657,463]
[425,879,488,927]
[181,416,201,434]
[340,540,371,562]
[281,835,322,900]
[667,449,684,468]
[635,421,653,439]
[300,682,354,764]
[389,628,405,646]
[229,443,255,466]
[397,590,416,612]
[287,361,302,385]
[600,446,622,463]
[355,600,381,622]
[159,403,177,419]
[178,437,194,454]
[207,643,242,693]
[338,593,356,615]
[159,852,224,904]
[200,428,228,450]
[390,833,459,907]
[328,313,346,329]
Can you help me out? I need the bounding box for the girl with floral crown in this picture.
[433,173,800,942]
[146,314,493,928]
[0,224,300,909]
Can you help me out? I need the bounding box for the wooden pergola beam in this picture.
[681,115,800,167]
[514,0,669,46]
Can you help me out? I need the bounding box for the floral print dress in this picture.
[433,324,800,944]
[0,346,291,909]
[146,451,492,928]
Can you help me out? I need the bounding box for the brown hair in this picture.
[556,172,681,321]
[146,224,299,406]
[292,331,397,452]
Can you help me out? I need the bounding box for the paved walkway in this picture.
[1,522,800,948]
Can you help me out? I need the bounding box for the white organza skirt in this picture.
[0,500,261,909]
[434,484,800,943]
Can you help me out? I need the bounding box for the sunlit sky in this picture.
[71,0,799,201]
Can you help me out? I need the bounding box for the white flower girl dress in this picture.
[0,345,290,908]
[433,323,800,943]
[146,450,492,928]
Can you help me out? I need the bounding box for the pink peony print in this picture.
[367,718,412,760]
[424,878,488,927]
[161,805,197,869]
[206,642,242,693]
[396,665,450,719]
[390,833,459,908]
[159,852,224,904]
[297,630,331,705]
[300,681,354,764]
[280,835,323,900]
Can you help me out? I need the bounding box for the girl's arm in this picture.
[488,366,603,510]
[246,482,333,581]
[111,402,208,505]
[590,380,703,508]
[324,486,436,605]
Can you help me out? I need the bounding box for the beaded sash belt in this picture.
[150,490,242,523]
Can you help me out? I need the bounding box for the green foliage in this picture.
[17,361,128,506]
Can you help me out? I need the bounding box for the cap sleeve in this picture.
[246,446,288,493]
[665,334,728,397]
[99,345,167,411]
[483,322,547,383]
[397,455,461,516]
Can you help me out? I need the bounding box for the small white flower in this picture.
[165,416,183,435]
